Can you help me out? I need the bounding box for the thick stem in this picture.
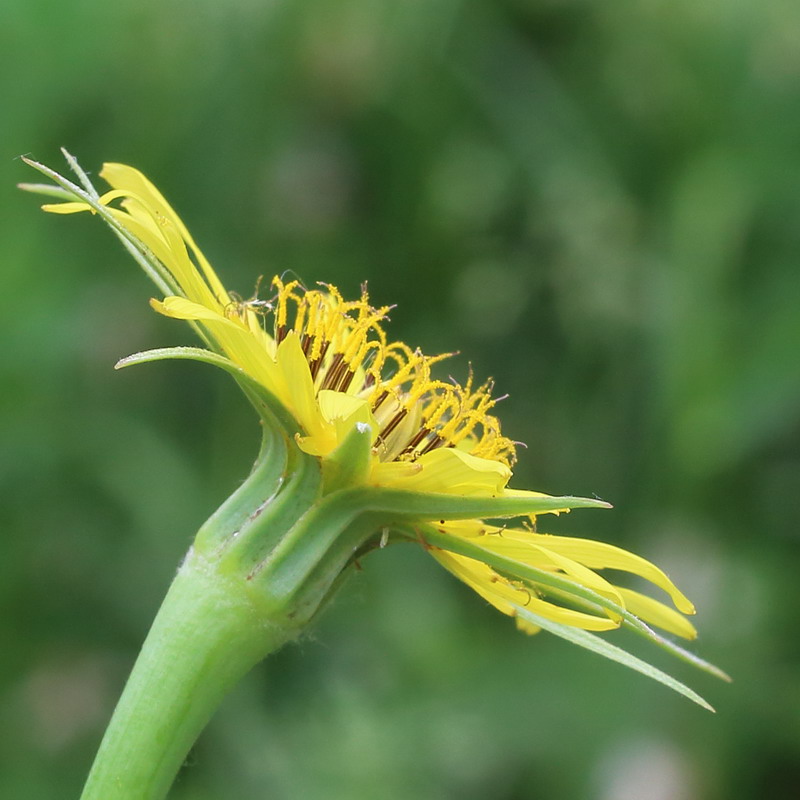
[81,548,295,800]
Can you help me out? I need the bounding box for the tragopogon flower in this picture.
[21,154,727,710]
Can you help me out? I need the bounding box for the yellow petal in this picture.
[515,617,542,635]
[102,205,220,311]
[101,163,228,303]
[276,333,331,442]
[151,296,234,323]
[41,201,93,214]
[321,390,377,442]
[40,189,132,215]
[151,299,288,403]
[431,549,527,616]
[470,535,624,605]
[616,587,697,640]
[296,390,378,457]
[510,532,696,615]
[372,447,511,496]
[522,594,619,631]
[432,550,619,631]
[318,389,370,424]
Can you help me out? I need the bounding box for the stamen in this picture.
[371,389,389,411]
[308,340,331,382]
[321,353,347,392]
[232,276,516,467]
[402,426,432,454]
[336,368,356,394]
[379,408,408,441]
[419,434,446,455]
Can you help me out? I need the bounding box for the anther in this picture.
[380,408,408,441]
[371,389,389,411]
[419,434,445,455]
[320,353,345,391]
[402,426,432,454]
[308,341,331,382]
[336,368,356,393]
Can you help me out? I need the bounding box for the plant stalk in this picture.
[80,548,295,800]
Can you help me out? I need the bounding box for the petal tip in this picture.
[676,598,696,616]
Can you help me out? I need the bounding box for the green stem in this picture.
[80,548,296,800]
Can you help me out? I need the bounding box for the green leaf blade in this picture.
[515,605,715,711]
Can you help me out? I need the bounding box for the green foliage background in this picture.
[2,1,799,797]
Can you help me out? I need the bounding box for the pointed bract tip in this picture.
[717,667,734,684]
[114,354,139,370]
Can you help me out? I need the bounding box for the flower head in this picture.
[42,162,521,496]
[21,153,727,708]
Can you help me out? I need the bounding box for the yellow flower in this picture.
[22,155,727,706]
[45,163,519,495]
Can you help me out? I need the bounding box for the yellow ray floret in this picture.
[432,549,621,633]
[429,520,698,639]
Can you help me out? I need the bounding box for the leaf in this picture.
[357,488,610,521]
[542,584,731,683]
[17,182,78,201]
[61,147,101,198]
[115,346,300,435]
[514,605,715,711]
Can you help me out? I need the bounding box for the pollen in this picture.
[231,277,517,467]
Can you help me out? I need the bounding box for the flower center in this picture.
[228,277,516,466]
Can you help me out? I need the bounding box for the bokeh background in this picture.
[2,1,799,798]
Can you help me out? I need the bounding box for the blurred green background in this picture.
[2,0,799,797]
